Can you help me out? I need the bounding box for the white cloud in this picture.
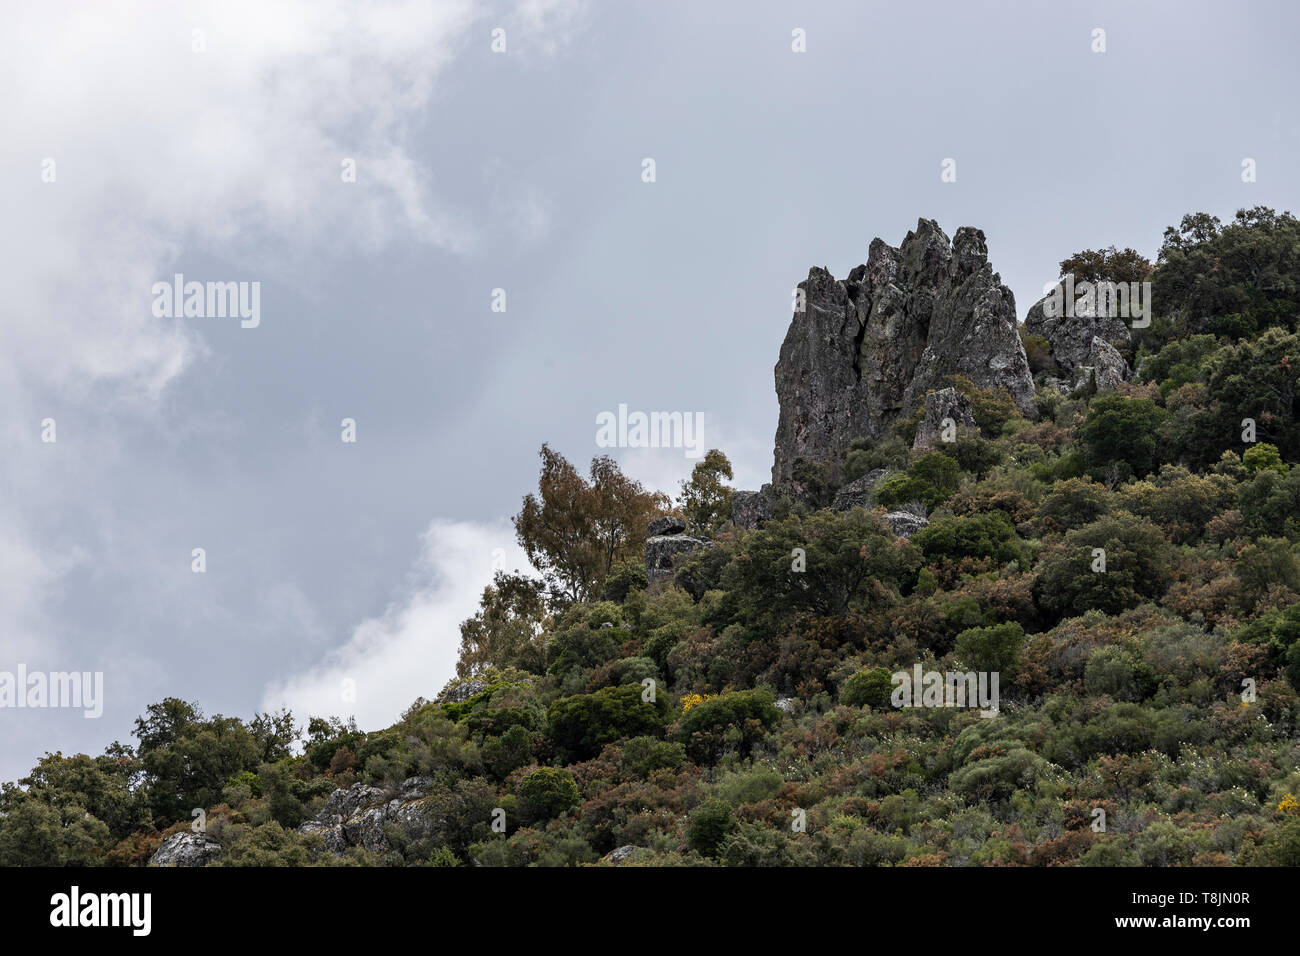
[260,519,532,727]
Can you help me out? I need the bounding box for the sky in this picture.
[2,0,1298,782]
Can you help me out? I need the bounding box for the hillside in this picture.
[5,207,1300,867]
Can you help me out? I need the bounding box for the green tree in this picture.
[514,444,665,606]
[677,449,734,537]
[457,572,547,677]
[1080,394,1170,480]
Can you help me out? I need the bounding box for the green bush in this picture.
[518,767,581,824]
[547,684,671,763]
[841,667,894,708]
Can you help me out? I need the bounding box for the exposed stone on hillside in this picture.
[1080,336,1128,391]
[645,523,709,583]
[298,778,437,857]
[648,515,687,537]
[1024,281,1132,387]
[913,387,976,451]
[731,488,774,530]
[772,219,1035,486]
[602,845,650,865]
[437,678,488,704]
[829,468,892,511]
[149,831,223,867]
[883,510,928,538]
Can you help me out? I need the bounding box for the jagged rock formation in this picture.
[298,778,436,856]
[1024,281,1132,392]
[912,386,976,451]
[149,831,222,867]
[731,488,774,530]
[772,219,1035,486]
[645,525,709,583]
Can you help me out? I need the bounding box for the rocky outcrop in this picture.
[150,831,222,867]
[602,845,650,866]
[647,516,687,537]
[883,510,928,538]
[1024,281,1132,390]
[829,468,892,511]
[646,526,709,583]
[912,387,976,451]
[772,219,1035,486]
[298,777,436,857]
[731,488,774,530]
[438,679,488,704]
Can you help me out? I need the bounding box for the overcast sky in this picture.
[2,0,1297,782]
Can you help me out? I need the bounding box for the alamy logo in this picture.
[0,666,103,718]
[151,273,260,328]
[595,403,705,459]
[1042,273,1150,328]
[891,664,999,718]
[50,886,151,936]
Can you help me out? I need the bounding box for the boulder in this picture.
[150,831,223,867]
[912,387,977,451]
[647,515,687,537]
[645,534,709,583]
[603,845,650,866]
[437,679,488,704]
[830,469,892,511]
[883,510,929,538]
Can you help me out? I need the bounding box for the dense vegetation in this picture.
[5,207,1300,867]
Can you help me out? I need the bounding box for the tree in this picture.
[1058,246,1153,285]
[547,684,671,763]
[132,699,261,825]
[1079,393,1169,480]
[249,709,299,764]
[721,509,922,624]
[514,445,665,606]
[954,622,1025,680]
[456,572,547,677]
[677,449,734,537]
[1032,514,1174,620]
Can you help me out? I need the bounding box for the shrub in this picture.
[518,767,581,824]
[547,684,671,763]
[841,667,894,708]
[686,799,735,857]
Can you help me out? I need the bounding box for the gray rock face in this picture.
[603,845,649,866]
[438,679,488,704]
[1078,336,1128,392]
[912,387,976,451]
[150,831,222,867]
[829,468,892,511]
[298,778,437,857]
[773,219,1034,486]
[731,487,774,530]
[1024,282,1132,380]
[883,510,929,538]
[645,534,709,583]
[647,515,687,537]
